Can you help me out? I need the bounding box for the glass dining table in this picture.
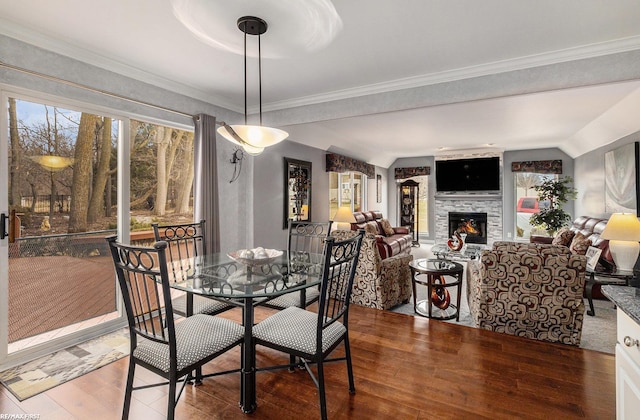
[169,250,324,414]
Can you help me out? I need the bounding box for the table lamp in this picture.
[600,213,640,273]
[333,206,356,231]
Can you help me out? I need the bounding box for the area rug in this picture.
[0,328,129,401]
[394,245,617,354]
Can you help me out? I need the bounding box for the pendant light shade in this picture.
[217,16,288,154]
[217,124,288,152]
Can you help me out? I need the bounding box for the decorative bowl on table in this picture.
[227,247,283,267]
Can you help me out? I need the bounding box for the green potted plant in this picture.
[530,176,577,236]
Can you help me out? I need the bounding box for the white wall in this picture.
[575,130,640,218]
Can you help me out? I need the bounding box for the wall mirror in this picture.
[283,157,312,229]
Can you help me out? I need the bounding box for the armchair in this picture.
[331,230,413,310]
[467,241,587,346]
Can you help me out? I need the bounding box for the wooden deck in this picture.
[8,255,115,342]
[0,304,615,419]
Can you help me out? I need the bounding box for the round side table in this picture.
[409,258,464,321]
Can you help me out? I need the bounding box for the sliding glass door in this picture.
[1,90,195,368]
[1,95,122,362]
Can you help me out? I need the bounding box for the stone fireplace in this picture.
[435,195,502,246]
[448,211,488,244]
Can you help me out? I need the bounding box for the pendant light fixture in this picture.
[217,16,288,155]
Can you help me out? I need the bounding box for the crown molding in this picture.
[435,148,504,159]
[263,35,640,112]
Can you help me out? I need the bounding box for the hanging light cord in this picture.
[259,30,262,125]
[243,25,248,125]
[242,22,263,125]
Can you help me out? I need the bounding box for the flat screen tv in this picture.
[435,157,501,192]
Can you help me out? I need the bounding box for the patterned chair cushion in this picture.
[253,307,346,356]
[467,244,586,346]
[569,232,592,255]
[263,288,321,309]
[379,218,396,236]
[171,294,233,316]
[133,314,244,372]
[552,226,575,247]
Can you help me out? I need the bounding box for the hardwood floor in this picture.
[0,304,615,419]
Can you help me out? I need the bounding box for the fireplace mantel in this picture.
[434,193,502,200]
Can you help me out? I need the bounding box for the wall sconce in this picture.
[229,148,244,183]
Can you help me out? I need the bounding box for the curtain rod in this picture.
[0,60,193,118]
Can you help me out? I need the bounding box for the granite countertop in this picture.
[602,285,640,324]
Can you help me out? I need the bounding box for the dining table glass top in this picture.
[169,250,324,299]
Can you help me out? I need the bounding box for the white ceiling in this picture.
[2,0,640,167]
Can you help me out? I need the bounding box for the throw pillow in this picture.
[364,221,379,235]
[552,227,575,247]
[379,218,395,236]
[569,232,591,255]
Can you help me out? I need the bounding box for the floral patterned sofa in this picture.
[466,241,587,346]
[331,230,413,310]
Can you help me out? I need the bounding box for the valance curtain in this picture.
[193,114,220,253]
[325,153,375,178]
[394,167,431,179]
[511,160,562,174]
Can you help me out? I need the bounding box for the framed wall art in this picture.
[283,158,312,229]
[604,141,640,216]
[376,174,382,203]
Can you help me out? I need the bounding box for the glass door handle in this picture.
[0,213,7,240]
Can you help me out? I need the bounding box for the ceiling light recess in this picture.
[217,16,288,155]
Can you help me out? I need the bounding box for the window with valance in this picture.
[325,153,373,216]
[512,160,563,240]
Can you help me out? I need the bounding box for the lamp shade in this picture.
[601,213,640,241]
[333,206,356,224]
[601,213,640,273]
[333,206,355,230]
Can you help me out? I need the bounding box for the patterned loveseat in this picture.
[331,230,413,310]
[466,241,587,346]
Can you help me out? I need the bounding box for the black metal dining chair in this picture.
[253,230,364,420]
[263,220,333,310]
[152,220,234,317]
[106,235,244,420]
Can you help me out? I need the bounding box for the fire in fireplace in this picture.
[448,212,488,244]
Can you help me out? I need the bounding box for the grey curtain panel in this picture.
[193,114,220,253]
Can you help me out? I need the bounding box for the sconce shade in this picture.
[601,213,640,273]
[333,206,356,230]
